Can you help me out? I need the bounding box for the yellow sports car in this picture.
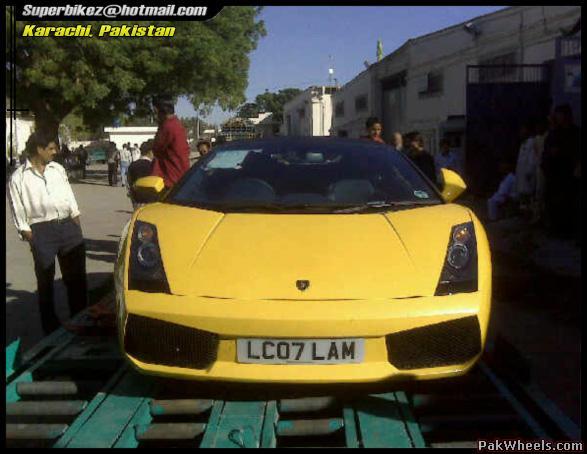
[115,137,491,384]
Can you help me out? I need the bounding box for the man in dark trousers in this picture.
[542,104,581,239]
[107,142,119,186]
[7,131,88,335]
[151,96,190,188]
[127,139,155,209]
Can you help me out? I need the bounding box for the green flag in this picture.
[377,39,383,62]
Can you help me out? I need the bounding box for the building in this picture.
[330,70,372,138]
[103,126,158,150]
[253,113,281,138]
[282,86,338,136]
[331,5,581,160]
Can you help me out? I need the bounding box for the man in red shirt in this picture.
[151,96,190,188]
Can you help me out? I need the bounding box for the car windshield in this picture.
[166,138,443,213]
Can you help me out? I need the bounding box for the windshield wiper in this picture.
[334,200,440,214]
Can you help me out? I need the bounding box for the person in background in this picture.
[391,132,404,152]
[531,117,549,223]
[119,143,132,188]
[131,143,141,162]
[405,131,437,185]
[107,142,119,186]
[127,139,155,209]
[542,104,581,239]
[151,96,190,188]
[364,117,385,144]
[78,145,88,179]
[197,139,212,158]
[7,131,87,335]
[487,160,517,221]
[435,138,460,174]
[515,119,537,216]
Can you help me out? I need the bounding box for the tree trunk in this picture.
[31,96,71,145]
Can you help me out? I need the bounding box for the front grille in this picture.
[124,314,219,369]
[386,316,481,370]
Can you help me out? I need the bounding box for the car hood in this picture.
[134,203,472,300]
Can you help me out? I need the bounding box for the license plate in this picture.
[236,339,364,364]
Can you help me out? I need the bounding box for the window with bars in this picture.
[478,52,517,82]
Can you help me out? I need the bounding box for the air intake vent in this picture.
[124,314,219,369]
[386,316,481,370]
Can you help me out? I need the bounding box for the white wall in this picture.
[104,127,158,151]
[283,87,334,137]
[5,116,35,159]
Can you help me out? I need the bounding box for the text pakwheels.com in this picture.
[21,4,208,19]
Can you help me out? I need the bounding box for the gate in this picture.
[465,65,551,196]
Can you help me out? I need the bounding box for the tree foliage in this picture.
[236,102,261,119]
[236,88,302,124]
[7,6,266,137]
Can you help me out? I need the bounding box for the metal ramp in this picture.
[6,315,578,448]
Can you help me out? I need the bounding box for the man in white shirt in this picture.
[131,143,141,162]
[487,160,518,221]
[8,131,88,335]
[119,144,133,188]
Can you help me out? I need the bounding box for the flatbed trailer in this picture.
[5,293,580,448]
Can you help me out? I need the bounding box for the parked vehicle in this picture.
[115,137,491,384]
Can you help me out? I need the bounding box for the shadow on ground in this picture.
[84,238,120,264]
[6,272,114,352]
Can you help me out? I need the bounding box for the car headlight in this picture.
[128,220,171,293]
[435,222,478,296]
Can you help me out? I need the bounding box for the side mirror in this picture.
[439,168,466,203]
[133,176,165,203]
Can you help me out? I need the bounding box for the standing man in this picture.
[542,104,581,238]
[405,131,437,185]
[364,117,385,144]
[435,138,461,180]
[7,131,87,335]
[151,96,190,188]
[131,143,141,163]
[119,143,132,188]
[107,142,119,186]
[78,145,88,179]
[391,132,404,152]
[127,139,155,209]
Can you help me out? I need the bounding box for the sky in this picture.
[177,5,507,125]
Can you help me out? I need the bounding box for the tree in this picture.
[7,7,266,139]
[254,88,301,124]
[236,102,261,119]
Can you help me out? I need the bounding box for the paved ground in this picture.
[6,163,134,351]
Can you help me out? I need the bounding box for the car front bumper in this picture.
[118,287,491,384]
